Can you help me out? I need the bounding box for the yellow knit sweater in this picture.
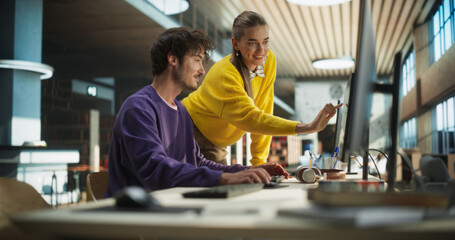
[182,49,299,166]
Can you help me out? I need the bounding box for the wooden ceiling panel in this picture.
[351,0,360,70]
[43,0,437,82]
[188,0,435,78]
[381,0,426,74]
[274,0,315,75]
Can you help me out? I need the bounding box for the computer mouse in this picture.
[114,186,162,210]
[264,175,287,189]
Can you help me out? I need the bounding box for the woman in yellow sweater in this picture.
[183,11,341,166]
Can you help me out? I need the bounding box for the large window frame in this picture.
[430,0,455,64]
[400,117,417,149]
[432,96,455,154]
[402,49,416,97]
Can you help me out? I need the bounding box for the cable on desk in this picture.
[397,147,424,191]
[368,148,424,191]
[351,155,363,167]
[368,153,382,180]
[349,152,382,179]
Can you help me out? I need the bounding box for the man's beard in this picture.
[172,65,197,91]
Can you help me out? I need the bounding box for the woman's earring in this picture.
[236,51,239,57]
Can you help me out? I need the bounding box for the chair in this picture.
[86,171,108,201]
[419,156,451,191]
[0,177,51,238]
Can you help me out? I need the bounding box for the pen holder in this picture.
[296,165,322,183]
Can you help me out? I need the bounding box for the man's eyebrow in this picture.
[247,37,269,41]
[194,53,204,59]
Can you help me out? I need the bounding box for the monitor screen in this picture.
[337,73,355,164]
[324,0,403,187]
[333,99,343,153]
[343,0,377,157]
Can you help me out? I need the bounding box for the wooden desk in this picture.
[11,174,455,240]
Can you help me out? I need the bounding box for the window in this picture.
[430,0,455,63]
[168,2,231,57]
[432,96,455,154]
[402,50,416,97]
[400,117,417,149]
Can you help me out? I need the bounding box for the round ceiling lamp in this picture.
[0,59,54,79]
[287,0,351,6]
[147,0,189,15]
[312,57,354,69]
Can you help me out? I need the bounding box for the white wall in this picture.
[295,81,348,125]
[295,80,389,150]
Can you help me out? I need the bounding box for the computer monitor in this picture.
[347,0,377,156]
[335,0,403,187]
[333,99,343,152]
[335,0,377,179]
[337,73,356,173]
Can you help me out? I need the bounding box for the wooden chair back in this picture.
[86,171,108,201]
[0,178,50,235]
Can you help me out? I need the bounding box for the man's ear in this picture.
[167,53,178,67]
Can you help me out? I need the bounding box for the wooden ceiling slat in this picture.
[371,0,383,60]
[375,0,405,74]
[383,0,426,73]
[372,0,382,35]
[190,0,431,78]
[286,2,320,77]
[275,0,317,76]
[351,0,360,64]
[210,0,239,28]
[44,0,434,81]
[416,0,437,24]
[341,2,351,57]
[374,0,393,74]
[331,4,351,77]
[298,6,325,76]
[311,7,331,58]
[331,4,344,58]
[300,6,325,60]
[377,0,413,75]
[193,0,222,29]
[321,6,337,58]
[302,6,331,76]
[260,1,301,76]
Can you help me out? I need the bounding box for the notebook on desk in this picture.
[308,188,449,208]
[278,205,454,228]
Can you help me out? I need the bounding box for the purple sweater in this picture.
[106,86,247,197]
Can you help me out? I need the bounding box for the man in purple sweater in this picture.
[106,28,289,197]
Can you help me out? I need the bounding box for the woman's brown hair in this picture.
[231,11,268,98]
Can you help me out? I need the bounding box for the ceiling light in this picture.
[287,0,351,6]
[147,0,189,15]
[0,59,54,79]
[312,57,354,69]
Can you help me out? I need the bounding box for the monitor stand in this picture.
[345,157,357,175]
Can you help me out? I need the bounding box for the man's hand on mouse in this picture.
[250,162,291,179]
[219,168,271,185]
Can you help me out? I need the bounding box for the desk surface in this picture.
[12,174,455,240]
